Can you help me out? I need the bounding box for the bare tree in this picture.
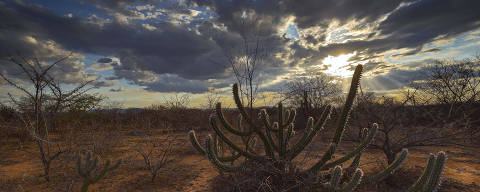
[162,93,190,109]
[0,54,96,181]
[284,72,342,108]
[227,15,269,112]
[350,90,476,164]
[411,57,480,118]
[204,87,222,110]
[162,93,191,131]
[283,72,342,127]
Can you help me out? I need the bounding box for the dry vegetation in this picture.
[0,109,478,191]
[0,56,479,192]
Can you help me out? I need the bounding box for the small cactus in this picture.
[76,152,121,192]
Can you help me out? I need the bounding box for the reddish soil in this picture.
[0,130,479,192]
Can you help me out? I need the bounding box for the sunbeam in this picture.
[321,52,356,77]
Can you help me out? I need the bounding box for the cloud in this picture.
[93,80,117,88]
[378,0,480,42]
[141,73,210,93]
[88,63,114,71]
[391,48,442,58]
[110,86,125,92]
[2,0,480,96]
[0,2,240,91]
[362,69,423,91]
[97,57,113,63]
[194,0,480,67]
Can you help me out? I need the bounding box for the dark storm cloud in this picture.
[192,0,288,37]
[378,0,480,43]
[97,58,112,63]
[283,0,413,28]
[422,48,441,54]
[142,74,210,93]
[288,0,480,72]
[0,1,235,81]
[192,0,411,32]
[87,0,140,8]
[2,0,480,94]
[194,0,480,68]
[391,48,442,58]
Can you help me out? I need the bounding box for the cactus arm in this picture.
[345,153,361,174]
[246,137,257,154]
[361,148,408,185]
[260,109,278,131]
[76,156,85,177]
[189,130,207,155]
[345,128,368,173]
[232,84,274,157]
[91,157,98,173]
[407,154,435,192]
[318,124,377,171]
[339,169,363,192]
[312,105,332,131]
[329,166,343,191]
[285,123,295,149]
[232,83,259,131]
[210,115,261,160]
[211,134,242,162]
[217,153,242,162]
[214,134,242,162]
[266,123,279,153]
[287,123,294,139]
[205,135,246,172]
[279,127,287,158]
[284,109,290,126]
[331,65,362,154]
[213,134,220,156]
[283,109,296,127]
[278,103,286,158]
[93,160,111,183]
[289,117,312,155]
[424,151,446,192]
[110,160,121,171]
[307,143,337,174]
[237,114,242,130]
[81,181,90,192]
[216,103,254,136]
[289,106,332,160]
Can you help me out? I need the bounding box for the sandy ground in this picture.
[0,131,479,192]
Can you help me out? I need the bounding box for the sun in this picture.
[321,52,356,77]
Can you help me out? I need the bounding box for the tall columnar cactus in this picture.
[189,64,447,191]
[76,152,121,192]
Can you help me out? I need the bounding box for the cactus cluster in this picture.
[189,64,447,191]
[76,152,121,192]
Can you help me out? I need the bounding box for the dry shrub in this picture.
[134,133,187,182]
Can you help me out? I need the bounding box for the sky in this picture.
[1,0,479,108]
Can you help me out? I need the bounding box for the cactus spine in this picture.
[188,64,447,191]
[76,152,121,192]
